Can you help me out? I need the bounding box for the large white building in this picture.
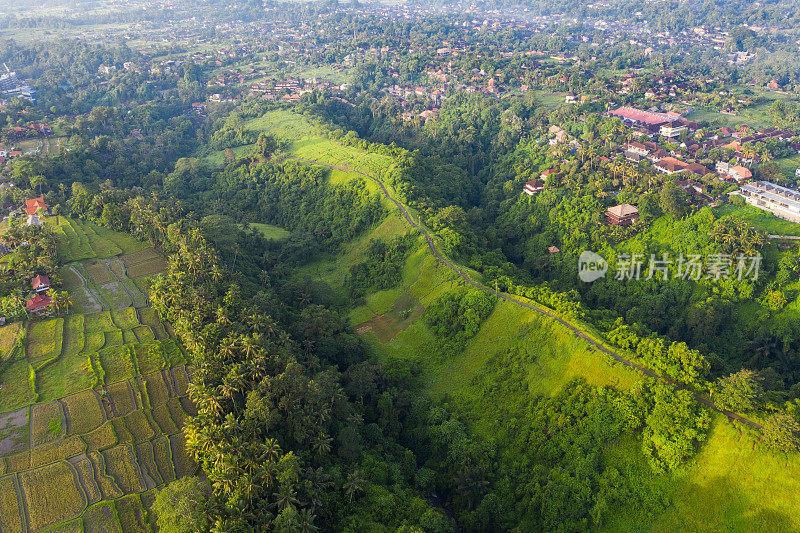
[739,181,800,223]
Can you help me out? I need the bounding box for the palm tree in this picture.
[313,433,332,456]
[210,264,224,283]
[260,438,281,463]
[241,337,258,360]
[343,470,365,503]
[298,509,319,533]
[218,336,238,360]
[274,484,299,512]
[50,290,73,316]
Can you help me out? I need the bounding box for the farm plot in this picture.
[122,279,148,308]
[138,308,167,338]
[0,360,36,412]
[102,444,146,493]
[107,258,126,278]
[54,218,95,262]
[61,315,86,357]
[82,422,118,452]
[112,307,140,330]
[99,281,133,309]
[73,456,103,505]
[19,460,86,531]
[83,501,122,533]
[0,407,29,456]
[169,432,196,478]
[62,390,105,436]
[106,380,139,416]
[87,222,148,256]
[62,266,104,314]
[72,219,122,259]
[0,474,24,533]
[27,318,64,361]
[0,322,24,361]
[115,494,150,533]
[36,351,96,402]
[29,435,86,468]
[53,217,149,265]
[142,371,171,407]
[89,450,124,501]
[120,247,168,277]
[85,260,115,285]
[134,339,183,375]
[30,400,66,446]
[125,409,156,444]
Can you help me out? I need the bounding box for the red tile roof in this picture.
[32,275,50,289]
[26,293,51,310]
[609,106,671,126]
[25,197,47,216]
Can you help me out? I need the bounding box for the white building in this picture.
[660,120,688,138]
[26,214,42,227]
[739,181,800,223]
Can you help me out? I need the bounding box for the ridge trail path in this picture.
[289,156,763,430]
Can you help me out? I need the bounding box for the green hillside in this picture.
[267,109,800,532]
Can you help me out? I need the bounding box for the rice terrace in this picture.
[0,216,196,532]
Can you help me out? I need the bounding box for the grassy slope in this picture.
[715,203,800,236]
[244,223,291,241]
[258,108,800,531]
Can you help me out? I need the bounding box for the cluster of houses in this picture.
[248,77,340,102]
[521,103,800,232]
[21,196,47,227]
[0,146,24,166]
[26,274,52,318]
[2,122,52,141]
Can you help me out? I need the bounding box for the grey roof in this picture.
[741,181,800,213]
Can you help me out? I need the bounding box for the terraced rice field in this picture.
[62,253,158,314]
[0,221,196,531]
[15,309,184,409]
[50,217,148,263]
[0,366,196,532]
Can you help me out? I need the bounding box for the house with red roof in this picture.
[24,197,47,216]
[26,293,51,317]
[31,275,50,293]
[654,157,689,175]
[606,204,639,226]
[540,169,558,180]
[608,106,672,133]
[523,179,544,195]
[729,165,753,182]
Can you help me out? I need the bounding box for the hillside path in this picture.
[288,156,763,430]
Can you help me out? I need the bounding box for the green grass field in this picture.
[244,222,291,241]
[715,203,800,236]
